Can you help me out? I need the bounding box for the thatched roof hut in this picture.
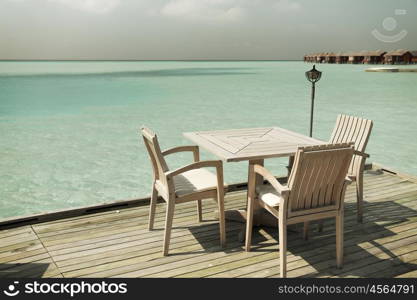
[384,49,412,64]
[362,50,386,64]
[410,51,417,63]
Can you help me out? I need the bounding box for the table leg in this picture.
[222,159,278,227]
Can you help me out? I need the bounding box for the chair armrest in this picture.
[165,160,222,179]
[253,165,290,196]
[348,174,356,181]
[345,177,353,185]
[162,145,199,162]
[353,150,370,158]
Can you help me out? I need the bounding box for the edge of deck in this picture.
[0,162,407,230]
[0,176,251,229]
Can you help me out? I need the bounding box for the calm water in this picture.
[0,61,416,219]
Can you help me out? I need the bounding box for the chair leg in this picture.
[217,193,226,248]
[245,191,255,252]
[197,200,203,222]
[279,217,287,278]
[356,173,364,223]
[148,184,158,231]
[303,221,309,240]
[336,213,344,268]
[245,163,257,252]
[163,200,175,256]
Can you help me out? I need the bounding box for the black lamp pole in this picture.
[305,65,322,137]
[309,82,315,137]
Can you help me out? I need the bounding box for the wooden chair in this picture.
[329,114,373,222]
[141,127,226,256]
[245,143,354,278]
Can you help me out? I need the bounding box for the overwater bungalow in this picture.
[324,52,336,63]
[347,51,365,64]
[310,54,318,63]
[384,49,413,64]
[363,50,386,64]
[410,51,417,64]
[335,52,349,64]
[305,49,416,65]
[304,54,316,63]
[315,53,326,63]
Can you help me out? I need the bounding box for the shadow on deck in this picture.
[0,263,52,278]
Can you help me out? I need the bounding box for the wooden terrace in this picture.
[1,164,417,278]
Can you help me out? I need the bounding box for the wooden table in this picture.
[184,127,325,227]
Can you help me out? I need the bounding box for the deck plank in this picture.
[0,226,63,278]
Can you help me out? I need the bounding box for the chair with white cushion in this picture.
[245,143,354,277]
[141,127,226,256]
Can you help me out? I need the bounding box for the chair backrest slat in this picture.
[311,152,334,208]
[330,114,373,175]
[141,127,169,187]
[287,143,353,216]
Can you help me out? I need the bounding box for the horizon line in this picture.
[0,59,303,62]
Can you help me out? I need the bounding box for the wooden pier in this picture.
[1,164,417,278]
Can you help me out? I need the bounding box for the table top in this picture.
[183,127,326,162]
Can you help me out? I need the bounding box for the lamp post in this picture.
[305,65,322,137]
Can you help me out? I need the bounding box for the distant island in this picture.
[304,49,417,65]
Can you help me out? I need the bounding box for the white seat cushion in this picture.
[173,168,220,197]
[256,184,284,207]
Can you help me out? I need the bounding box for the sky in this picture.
[0,0,416,60]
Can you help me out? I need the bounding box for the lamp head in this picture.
[305,64,322,83]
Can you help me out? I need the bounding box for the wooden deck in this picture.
[1,167,417,278]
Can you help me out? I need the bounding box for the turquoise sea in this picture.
[0,61,416,219]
